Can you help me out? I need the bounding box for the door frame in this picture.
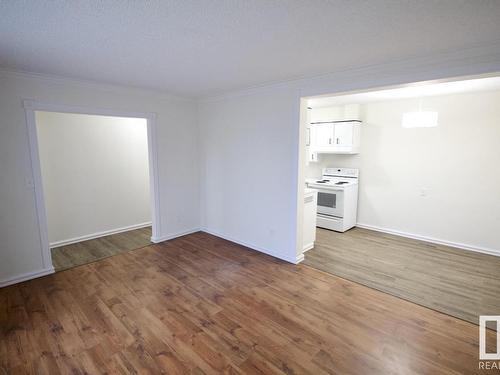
[23,99,161,271]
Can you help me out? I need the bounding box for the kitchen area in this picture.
[298,76,500,328]
[302,101,362,259]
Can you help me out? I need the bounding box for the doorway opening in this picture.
[24,101,160,272]
[296,73,500,329]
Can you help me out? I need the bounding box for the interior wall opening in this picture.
[33,110,154,272]
[297,73,500,330]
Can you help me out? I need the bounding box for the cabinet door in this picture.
[314,123,334,148]
[334,122,353,147]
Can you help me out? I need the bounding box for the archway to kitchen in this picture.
[295,73,500,330]
[24,100,160,273]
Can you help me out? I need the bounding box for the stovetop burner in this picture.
[314,179,350,185]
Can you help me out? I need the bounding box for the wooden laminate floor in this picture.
[304,227,500,329]
[51,227,152,272]
[1,232,495,374]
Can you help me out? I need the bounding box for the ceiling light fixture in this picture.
[402,99,438,128]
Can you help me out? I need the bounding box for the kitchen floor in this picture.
[51,226,152,271]
[303,227,500,328]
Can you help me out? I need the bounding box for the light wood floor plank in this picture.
[304,227,500,328]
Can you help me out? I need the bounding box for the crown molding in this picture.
[2,39,500,103]
[200,40,500,102]
[0,68,196,103]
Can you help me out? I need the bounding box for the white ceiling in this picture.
[1,1,500,98]
[307,76,500,107]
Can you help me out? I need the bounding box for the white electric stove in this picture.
[306,168,359,232]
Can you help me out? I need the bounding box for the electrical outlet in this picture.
[420,188,427,197]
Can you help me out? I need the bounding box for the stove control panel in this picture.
[323,167,359,179]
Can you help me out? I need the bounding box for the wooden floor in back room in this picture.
[304,227,500,329]
[0,231,496,374]
[50,226,152,272]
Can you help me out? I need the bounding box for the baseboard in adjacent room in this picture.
[0,267,55,288]
[356,222,500,258]
[151,227,201,243]
[50,222,152,248]
[303,243,314,252]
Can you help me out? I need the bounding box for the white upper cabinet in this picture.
[334,122,353,147]
[314,123,335,148]
[308,103,362,154]
[311,120,361,154]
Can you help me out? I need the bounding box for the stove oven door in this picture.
[316,188,344,218]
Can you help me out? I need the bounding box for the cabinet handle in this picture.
[328,138,332,144]
[336,138,339,144]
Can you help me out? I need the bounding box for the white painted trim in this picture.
[202,41,500,102]
[201,228,299,264]
[23,100,161,283]
[24,102,52,270]
[151,227,201,243]
[50,222,152,248]
[0,267,55,288]
[23,99,157,120]
[356,223,500,257]
[0,69,195,102]
[294,97,307,265]
[145,112,162,241]
[303,243,314,252]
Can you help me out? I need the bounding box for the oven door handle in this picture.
[307,183,345,192]
[315,187,344,192]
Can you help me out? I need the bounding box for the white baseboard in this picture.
[356,222,500,257]
[303,243,314,252]
[151,227,201,243]
[50,222,152,248]
[0,267,55,288]
[201,227,299,264]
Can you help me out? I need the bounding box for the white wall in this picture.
[199,87,301,262]
[0,71,200,286]
[36,112,150,245]
[2,43,500,286]
[199,44,500,263]
[307,90,500,253]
